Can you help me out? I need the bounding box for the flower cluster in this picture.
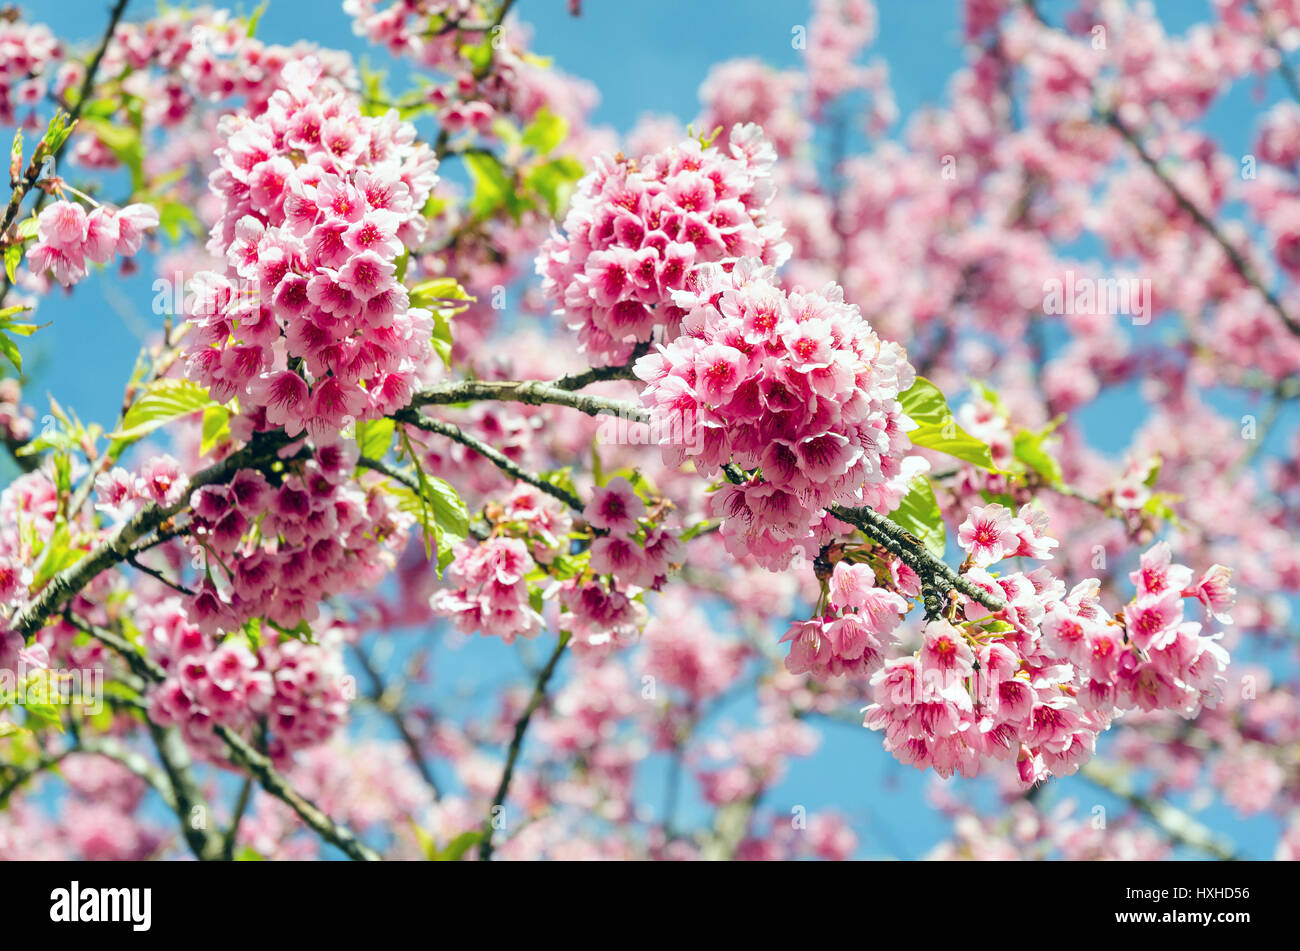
[780,561,908,679]
[584,477,682,591]
[859,511,1232,783]
[27,199,159,287]
[497,482,573,566]
[101,9,356,130]
[0,18,60,128]
[556,577,646,654]
[93,454,190,522]
[184,56,440,441]
[634,258,916,570]
[0,377,35,446]
[185,450,412,636]
[537,124,790,365]
[343,0,592,134]
[431,536,544,642]
[141,595,352,760]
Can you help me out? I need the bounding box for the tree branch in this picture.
[479,631,570,861]
[66,613,381,861]
[409,377,645,421]
[12,430,291,640]
[353,641,442,801]
[397,410,585,513]
[0,0,130,238]
[1079,760,1239,860]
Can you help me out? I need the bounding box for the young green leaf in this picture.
[889,475,947,558]
[899,377,997,471]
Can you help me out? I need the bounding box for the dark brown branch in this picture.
[479,631,570,861]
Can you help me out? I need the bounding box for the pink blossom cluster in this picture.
[556,576,646,654]
[634,258,916,570]
[0,378,34,446]
[185,450,412,636]
[0,758,166,861]
[805,0,879,116]
[640,600,748,703]
[344,0,593,134]
[497,482,573,566]
[429,479,577,641]
[93,454,190,522]
[431,536,544,642]
[781,561,908,680]
[0,469,94,622]
[584,476,683,591]
[141,595,352,760]
[0,17,60,128]
[184,56,440,440]
[344,1,488,72]
[537,124,791,365]
[696,719,819,806]
[861,509,1232,782]
[27,199,160,287]
[697,60,808,158]
[927,798,1170,861]
[87,8,356,139]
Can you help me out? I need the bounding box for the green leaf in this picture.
[492,118,522,148]
[1143,491,1182,525]
[356,417,395,461]
[459,36,494,74]
[200,403,231,456]
[409,278,471,368]
[21,694,63,733]
[464,150,530,222]
[81,117,145,193]
[431,309,454,368]
[393,431,469,568]
[409,276,473,308]
[899,377,997,471]
[0,332,21,374]
[267,617,316,644]
[3,243,20,284]
[242,617,263,651]
[678,519,718,542]
[412,822,439,860]
[433,830,483,861]
[245,0,269,37]
[889,475,946,558]
[34,520,82,587]
[521,107,568,155]
[37,112,77,159]
[1141,454,1162,488]
[525,156,584,218]
[426,475,469,539]
[110,378,215,446]
[15,427,75,457]
[1012,420,1065,487]
[157,200,201,242]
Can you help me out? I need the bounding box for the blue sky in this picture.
[11,0,1291,859]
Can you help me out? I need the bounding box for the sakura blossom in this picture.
[0,0,1296,878]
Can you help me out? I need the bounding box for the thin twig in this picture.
[479,631,570,861]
